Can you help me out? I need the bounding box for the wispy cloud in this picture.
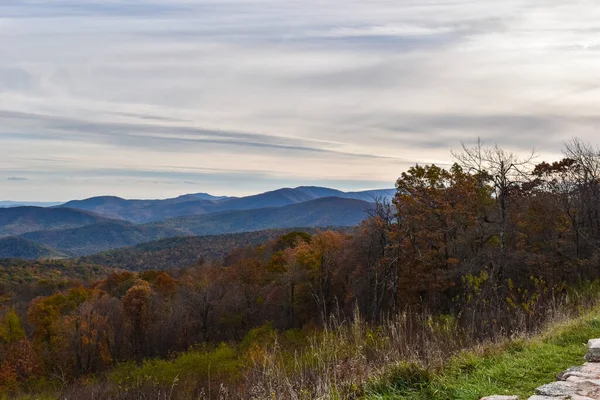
[1,0,600,200]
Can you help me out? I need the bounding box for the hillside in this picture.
[21,222,183,257]
[0,206,113,237]
[0,237,65,259]
[0,258,112,286]
[148,197,374,236]
[81,228,324,270]
[111,198,220,223]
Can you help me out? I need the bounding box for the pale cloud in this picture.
[1,0,600,200]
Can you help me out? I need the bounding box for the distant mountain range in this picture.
[0,206,114,237]
[59,186,394,223]
[59,192,230,222]
[148,197,374,236]
[0,201,63,208]
[0,186,394,259]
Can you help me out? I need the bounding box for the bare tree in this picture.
[563,138,600,254]
[453,138,536,282]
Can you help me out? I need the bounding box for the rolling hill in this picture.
[80,228,325,270]
[0,237,65,259]
[214,186,347,211]
[60,194,226,222]
[21,222,183,257]
[148,197,375,236]
[107,198,220,223]
[0,206,113,237]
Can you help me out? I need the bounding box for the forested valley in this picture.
[4,139,600,399]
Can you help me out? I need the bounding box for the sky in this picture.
[1,0,600,201]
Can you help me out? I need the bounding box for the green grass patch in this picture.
[367,311,600,400]
[108,342,241,391]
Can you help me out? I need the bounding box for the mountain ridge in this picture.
[0,206,116,237]
[0,236,66,259]
[4,197,374,257]
[0,187,393,259]
[147,196,375,236]
[58,187,394,223]
[21,221,183,257]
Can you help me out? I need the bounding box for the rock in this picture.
[558,366,584,381]
[585,339,600,362]
[581,363,600,375]
[535,381,577,397]
[480,397,519,400]
[575,380,600,398]
[566,375,600,385]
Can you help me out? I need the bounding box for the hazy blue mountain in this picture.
[0,207,113,237]
[214,187,346,211]
[148,197,375,236]
[21,221,183,257]
[59,194,227,222]
[0,237,66,259]
[59,196,156,219]
[0,187,388,258]
[114,199,220,223]
[186,193,230,201]
[58,187,392,223]
[4,196,374,257]
[0,201,62,208]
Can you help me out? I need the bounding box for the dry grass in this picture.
[12,283,600,400]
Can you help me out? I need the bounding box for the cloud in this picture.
[318,25,454,38]
[0,68,37,91]
[1,0,600,200]
[7,177,27,181]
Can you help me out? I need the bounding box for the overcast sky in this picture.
[1,0,600,201]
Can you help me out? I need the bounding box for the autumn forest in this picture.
[4,139,600,399]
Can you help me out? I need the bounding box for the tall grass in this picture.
[15,281,600,400]
[244,281,600,399]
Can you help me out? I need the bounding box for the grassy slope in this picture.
[368,312,600,400]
